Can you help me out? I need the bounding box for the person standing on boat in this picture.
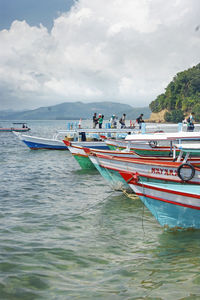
[93,113,98,128]
[136,113,144,129]
[187,112,195,131]
[98,114,104,128]
[110,115,117,128]
[119,114,126,128]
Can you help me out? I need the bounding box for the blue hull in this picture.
[93,163,132,192]
[23,140,68,150]
[140,195,200,229]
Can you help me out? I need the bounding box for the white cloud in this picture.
[0,0,200,110]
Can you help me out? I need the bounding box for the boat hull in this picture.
[73,154,95,169]
[106,139,173,156]
[89,155,133,192]
[64,141,109,169]
[15,133,68,150]
[129,181,200,229]
[0,128,31,132]
[23,140,67,150]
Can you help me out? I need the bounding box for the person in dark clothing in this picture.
[136,113,144,129]
[93,113,98,128]
[119,114,126,128]
[187,112,195,132]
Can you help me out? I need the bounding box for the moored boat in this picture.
[85,140,200,197]
[91,150,200,185]
[64,130,182,170]
[62,128,137,169]
[0,122,30,132]
[64,140,108,169]
[65,132,200,190]
[106,131,200,156]
[119,173,200,229]
[105,138,172,156]
[64,141,141,170]
[14,132,68,150]
[87,150,133,192]
[14,127,134,151]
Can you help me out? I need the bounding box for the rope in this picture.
[123,180,147,236]
[64,190,117,221]
[122,189,139,200]
[141,181,146,237]
[123,186,146,237]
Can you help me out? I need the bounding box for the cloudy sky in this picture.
[0,0,200,110]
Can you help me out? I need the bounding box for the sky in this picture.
[0,0,200,111]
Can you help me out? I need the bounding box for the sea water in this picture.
[0,120,200,300]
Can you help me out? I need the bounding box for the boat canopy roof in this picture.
[174,143,200,153]
[57,128,135,134]
[125,131,200,141]
[13,122,28,125]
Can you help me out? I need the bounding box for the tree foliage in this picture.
[149,63,200,122]
[164,110,184,123]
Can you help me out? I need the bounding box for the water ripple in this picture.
[0,121,200,299]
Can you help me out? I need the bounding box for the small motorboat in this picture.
[0,123,31,132]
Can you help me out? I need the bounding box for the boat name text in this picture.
[151,167,177,176]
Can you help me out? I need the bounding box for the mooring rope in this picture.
[122,188,138,200]
[64,189,117,221]
[122,186,146,237]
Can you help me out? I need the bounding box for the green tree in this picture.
[164,110,184,123]
[150,63,200,122]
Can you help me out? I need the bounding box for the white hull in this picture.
[14,133,67,150]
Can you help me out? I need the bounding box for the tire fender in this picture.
[149,140,157,148]
[177,163,195,182]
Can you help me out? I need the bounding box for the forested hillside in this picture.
[149,63,200,122]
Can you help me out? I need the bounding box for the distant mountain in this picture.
[0,101,151,120]
[121,106,151,120]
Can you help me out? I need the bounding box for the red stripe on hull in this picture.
[136,192,200,210]
[135,182,200,199]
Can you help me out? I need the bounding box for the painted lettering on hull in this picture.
[151,167,177,176]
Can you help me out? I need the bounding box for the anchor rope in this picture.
[122,189,138,200]
[64,190,117,221]
[122,186,146,237]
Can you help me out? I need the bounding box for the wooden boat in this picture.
[64,130,177,170]
[105,138,172,156]
[64,141,109,169]
[91,150,200,185]
[64,140,142,171]
[119,173,200,229]
[63,127,167,167]
[87,149,134,192]
[86,141,200,195]
[0,122,30,132]
[62,128,137,168]
[88,151,200,194]
[14,128,133,151]
[71,142,200,191]
[14,132,68,150]
[106,131,200,156]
